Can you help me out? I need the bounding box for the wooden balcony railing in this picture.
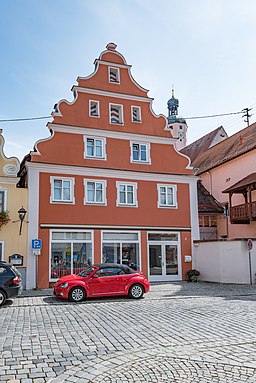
[230,201,256,223]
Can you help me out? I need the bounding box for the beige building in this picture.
[0,130,28,287]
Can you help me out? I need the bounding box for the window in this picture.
[110,104,123,124]
[0,191,7,211]
[157,184,177,208]
[89,100,99,117]
[84,180,106,205]
[109,67,120,83]
[102,231,140,269]
[50,177,74,203]
[131,106,141,122]
[50,230,93,280]
[95,267,125,277]
[131,142,150,163]
[116,182,137,207]
[84,137,106,159]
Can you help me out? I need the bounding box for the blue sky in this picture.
[1,0,256,160]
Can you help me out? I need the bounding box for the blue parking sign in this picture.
[32,239,42,249]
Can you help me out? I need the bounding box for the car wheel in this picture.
[68,287,86,302]
[129,284,144,299]
[0,290,6,307]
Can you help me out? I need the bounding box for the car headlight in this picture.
[61,282,68,288]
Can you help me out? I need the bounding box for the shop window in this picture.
[102,231,140,270]
[50,231,93,281]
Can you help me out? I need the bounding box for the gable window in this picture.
[84,137,106,159]
[131,142,150,163]
[51,177,75,204]
[116,182,137,207]
[89,100,100,117]
[157,184,177,208]
[0,191,7,211]
[110,104,123,124]
[109,67,120,83]
[84,180,106,205]
[131,106,141,122]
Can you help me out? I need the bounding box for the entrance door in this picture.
[149,243,181,282]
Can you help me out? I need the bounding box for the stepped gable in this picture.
[180,126,227,164]
[192,122,256,175]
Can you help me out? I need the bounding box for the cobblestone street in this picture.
[2,282,256,382]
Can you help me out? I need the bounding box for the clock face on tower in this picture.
[178,131,184,139]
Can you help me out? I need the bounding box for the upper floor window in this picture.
[109,67,120,83]
[157,184,177,208]
[89,100,100,117]
[84,180,106,205]
[131,142,150,163]
[116,182,138,207]
[84,137,106,159]
[110,104,123,125]
[131,106,141,122]
[51,177,75,204]
[0,190,7,211]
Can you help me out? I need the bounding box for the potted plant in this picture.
[0,210,10,229]
[186,269,200,282]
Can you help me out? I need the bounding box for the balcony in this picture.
[230,201,256,224]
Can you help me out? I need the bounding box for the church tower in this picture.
[167,89,188,150]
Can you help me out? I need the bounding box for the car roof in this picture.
[94,263,137,273]
[0,261,12,267]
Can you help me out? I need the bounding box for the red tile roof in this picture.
[223,172,256,194]
[198,181,224,213]
[191,122,256,174]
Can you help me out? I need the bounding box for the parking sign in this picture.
[32,239,42,249]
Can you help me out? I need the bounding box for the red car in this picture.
[53,263,150,302]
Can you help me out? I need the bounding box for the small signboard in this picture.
[32,239,42,249]
[9,254,23,266]
[247,239,253,251]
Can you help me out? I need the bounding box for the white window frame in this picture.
[157,184,177,208]
[84,136,106,160]
[108,66,120,84]
[0,241,5,261]
[50,177,75,204]
[130,142,151,164]
[131,106,142,123]
[109,103,124,125]
[0,189,7,211]
[49,229,94,282]
[89,100,100,118]
[116,181,138,207]
[84,179,107,205]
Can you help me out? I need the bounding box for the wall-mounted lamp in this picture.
[13,206,28,235]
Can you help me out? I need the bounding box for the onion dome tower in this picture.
[167,88,188,150]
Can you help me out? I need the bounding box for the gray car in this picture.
[0,261,22,306]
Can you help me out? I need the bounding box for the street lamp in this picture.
[18,207,27,235]
[13,206,28,235]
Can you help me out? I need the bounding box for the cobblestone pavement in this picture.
[2,282,256,382]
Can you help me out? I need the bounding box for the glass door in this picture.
[148,234,181,282]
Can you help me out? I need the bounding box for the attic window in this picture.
[109,67,120,83]
[131,106,141,122]
[110,104,123,124]
[89,100,100,117]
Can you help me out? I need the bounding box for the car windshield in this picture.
[78,266,95,277]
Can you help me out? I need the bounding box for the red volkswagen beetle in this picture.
[53,263,150,302]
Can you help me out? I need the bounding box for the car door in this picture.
[87,267,125,296]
